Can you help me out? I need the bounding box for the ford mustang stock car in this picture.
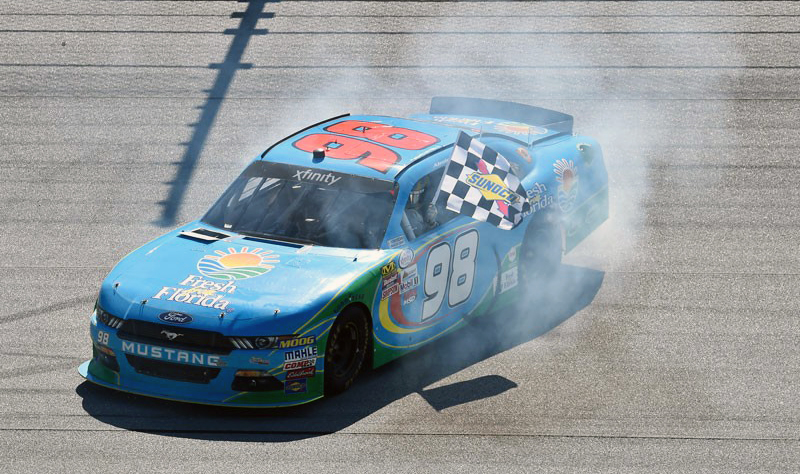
[79,97,609,407]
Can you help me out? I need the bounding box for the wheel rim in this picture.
[328,321,361,379]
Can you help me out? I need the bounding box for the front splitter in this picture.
[77,360,322,408]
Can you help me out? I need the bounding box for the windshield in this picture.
[201,162,397,249]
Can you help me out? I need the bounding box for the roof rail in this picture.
[429,97,573,134]
[260,113,350,159]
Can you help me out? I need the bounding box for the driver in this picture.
[405,176,438,236]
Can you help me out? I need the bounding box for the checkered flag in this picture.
[436,132,530,230]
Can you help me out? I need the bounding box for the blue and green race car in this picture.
[79,97,609,407]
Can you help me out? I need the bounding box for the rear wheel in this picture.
[519,221,562,289]
[324,307,370,396]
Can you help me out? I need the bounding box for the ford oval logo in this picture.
[158,311,193,324]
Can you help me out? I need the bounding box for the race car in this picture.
[79,97,608,407]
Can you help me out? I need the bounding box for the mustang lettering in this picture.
[121,341,222,367]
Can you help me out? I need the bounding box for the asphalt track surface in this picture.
[2,1,800,472]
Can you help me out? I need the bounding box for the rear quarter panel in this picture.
[516,135,609,252]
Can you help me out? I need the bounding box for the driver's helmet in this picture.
[408,176,430,209]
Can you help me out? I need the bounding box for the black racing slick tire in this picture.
[519,221,562,289]
[324,307,370,396]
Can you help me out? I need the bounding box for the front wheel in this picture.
[324,307,370,396]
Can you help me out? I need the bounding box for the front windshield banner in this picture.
[248,161,395,194]
[201,161,397,249]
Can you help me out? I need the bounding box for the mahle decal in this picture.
[197,247,279,281]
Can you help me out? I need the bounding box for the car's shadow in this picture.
[77,264,604,442]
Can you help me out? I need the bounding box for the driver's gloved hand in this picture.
[424,203,438,226]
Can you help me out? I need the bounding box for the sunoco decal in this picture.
[197,247,279,281]
[466,164,522,207]
[285,379,307,394]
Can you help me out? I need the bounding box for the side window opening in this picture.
[402,168,459,240]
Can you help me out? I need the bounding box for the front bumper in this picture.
[78,314,325,408]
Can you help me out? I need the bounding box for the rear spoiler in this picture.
[430,97,573,134]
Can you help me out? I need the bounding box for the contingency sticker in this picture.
[284,379,307,394]
[500,267,518,293]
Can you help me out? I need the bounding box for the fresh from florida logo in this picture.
[152,274,236,310]
[197,247,279,281]
[524,182,553,217]
[554,159,579,212]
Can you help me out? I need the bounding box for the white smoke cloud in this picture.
[243,1,743,383]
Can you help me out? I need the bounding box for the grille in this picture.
[118,319,234,355]
[125,354,220,384]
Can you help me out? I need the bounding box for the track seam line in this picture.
[0,428,799,442]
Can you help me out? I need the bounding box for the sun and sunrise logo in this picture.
[197,247,280,281]
[554,158,579,212]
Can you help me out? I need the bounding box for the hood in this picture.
[100,229,387,332]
